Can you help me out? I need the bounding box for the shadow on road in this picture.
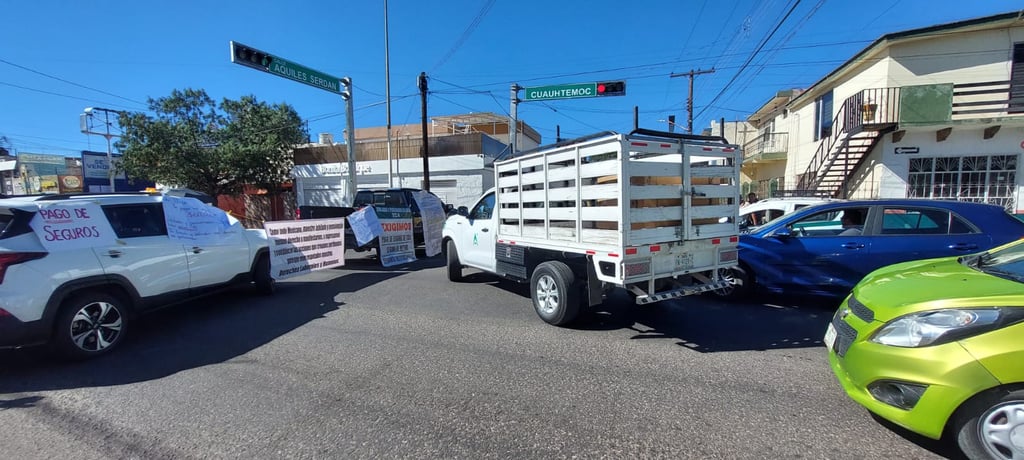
[0,280,342,395]
[869,412,965,459]
[572,291,838,353]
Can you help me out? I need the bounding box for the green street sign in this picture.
[230,41,343,95]
[522,83,597,101]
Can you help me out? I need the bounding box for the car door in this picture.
[185,219,252,290]
[94,203,190,307]
[455,192,497,271]
[764,205,874,295]
[870,205,992,269]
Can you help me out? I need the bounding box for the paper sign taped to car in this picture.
[376,206,416,267]
[347,206,382,247]
[411,191,445,257]
[162,196,233,244]
[264,218,345,279]
[29,202,118,251]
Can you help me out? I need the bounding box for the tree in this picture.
[118,88,308,204]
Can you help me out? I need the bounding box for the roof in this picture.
[747,89,802,127]
[790,10,1024,107]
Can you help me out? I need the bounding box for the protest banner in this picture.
[162,195,233,244]
[29,202,118,251]
[375,206,416,267]
[346,206,382,247]
[264,218,345,279]
[411,191,445,257]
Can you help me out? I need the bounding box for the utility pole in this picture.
[384,0,395,187]
[509,83,520,157]
[669,68,715,133]
[81,107,122,191]
[418,72,430,191]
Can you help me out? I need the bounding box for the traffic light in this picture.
[230,41,274,71]
[596,81,626,97]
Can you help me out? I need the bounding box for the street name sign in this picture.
[522,83,597,101]
[230,41,343,95]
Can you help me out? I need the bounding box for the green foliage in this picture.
[117,88,308,199]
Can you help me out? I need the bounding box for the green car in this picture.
[827,238,1024,460]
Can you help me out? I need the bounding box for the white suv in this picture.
[0,193,273,359]
[740,197,841,230]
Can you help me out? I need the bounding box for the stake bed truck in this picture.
[443,129,742,325]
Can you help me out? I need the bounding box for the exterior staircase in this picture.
[797,88,899,198]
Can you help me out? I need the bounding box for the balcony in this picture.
[742,132,789,164]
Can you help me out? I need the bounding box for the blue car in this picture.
[714,199,1024,300]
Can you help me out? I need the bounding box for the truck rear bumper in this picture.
[629,276,730,305]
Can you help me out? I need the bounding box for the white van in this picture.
[739,197,840,230]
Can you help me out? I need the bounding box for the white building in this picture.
[756,11,1024,211]
[291,113,541,208]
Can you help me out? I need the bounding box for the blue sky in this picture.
[1,0,1021,157]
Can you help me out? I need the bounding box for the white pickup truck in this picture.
[442,129,742,326]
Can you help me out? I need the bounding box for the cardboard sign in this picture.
[376,206,416,267]
[162,196,233,244]
[411,191,445,257]
[29,202,118,251]
[264,218,345,279]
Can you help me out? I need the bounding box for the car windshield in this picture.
[968,241,1024,282]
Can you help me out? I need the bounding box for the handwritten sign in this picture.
[162,196,232,244]
[411,191,445,257]
[347,206,382,247]
[264,218,345,279]
[29,202,117,251]
[376,206,416,267]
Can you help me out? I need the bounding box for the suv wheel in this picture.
[253,255,275,295]
[52,292,128,359]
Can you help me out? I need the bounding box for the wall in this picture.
[293,154,492,209]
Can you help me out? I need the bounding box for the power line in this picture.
[694,0,803,122]
[430,0,497,72]
[0,81,142,110]
[0,58,148,107]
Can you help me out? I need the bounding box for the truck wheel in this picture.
[713,265,752,300]
[51,291,128,360]
[954,388,1024,460]
[530,261,579,326]
[253,255,275,296]
[446,240,463,282]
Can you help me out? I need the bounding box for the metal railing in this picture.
[743,132,789,161]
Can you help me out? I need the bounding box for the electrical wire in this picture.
[430,0,497,72]
[0,58,148,107]
[0,81,141,110]
[695,0,803,122]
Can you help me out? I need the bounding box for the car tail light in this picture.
[0,252,46,284]
[0,308,11,317]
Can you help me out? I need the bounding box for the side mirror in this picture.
[457,206,469,217]
[772,227,793,239]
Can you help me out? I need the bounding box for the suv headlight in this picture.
[871,308,1024,347]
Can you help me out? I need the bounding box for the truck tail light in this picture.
[0,252,46,284]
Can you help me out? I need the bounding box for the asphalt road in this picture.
[1,250,961,459]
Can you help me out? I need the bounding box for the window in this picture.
[1011,42,1024,114]
[470,193,495,220]
[813,90,834,141]
[103,204,167,238]
[880,207,976,235]
[786,206,867,237]
[907,155,1017,211]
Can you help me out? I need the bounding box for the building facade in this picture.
[758,12,1024,211]
[292,113,541,208]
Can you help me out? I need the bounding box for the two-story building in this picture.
[747,11,1024,211]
